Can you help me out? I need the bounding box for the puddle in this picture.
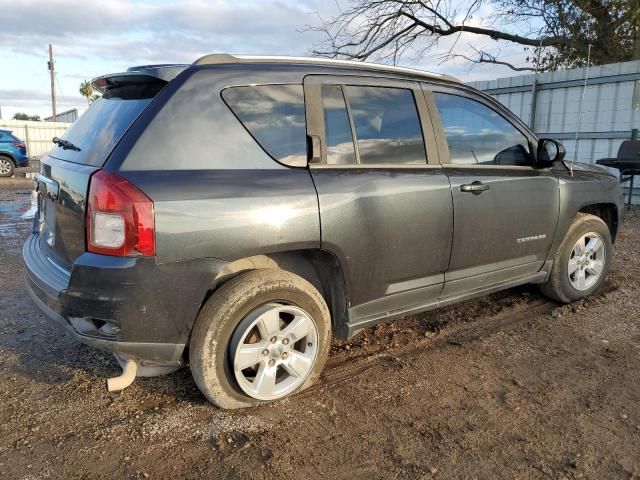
[0,190,36,242]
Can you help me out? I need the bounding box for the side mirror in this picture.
[537,138,566,165]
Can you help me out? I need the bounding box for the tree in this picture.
[13,113,41,121]
[311,0,640,72]
[79,80,100,104]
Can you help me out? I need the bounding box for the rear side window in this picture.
[0,132,19,142]
[433,93,531,166]
[222,85,307,166]
[322,85,356,165]
[344,86,426,165]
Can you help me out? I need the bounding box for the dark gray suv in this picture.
[23,54,624,408]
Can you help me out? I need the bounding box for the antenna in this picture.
[529,39,543,128]
[571,44,592,175]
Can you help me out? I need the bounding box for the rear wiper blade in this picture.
[52,136,81,151]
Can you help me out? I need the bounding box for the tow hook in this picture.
[106,358,138,392]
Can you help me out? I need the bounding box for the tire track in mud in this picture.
[306,299,555,393]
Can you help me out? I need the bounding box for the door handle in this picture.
[308,135,322,164]
[460,181,490,195]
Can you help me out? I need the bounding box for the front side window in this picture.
[344,86,426,165]
[222,84,307,166]
[433,93,531,166]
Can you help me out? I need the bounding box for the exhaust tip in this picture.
[106,358,138,392]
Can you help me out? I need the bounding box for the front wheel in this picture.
[540,213,613,303]
[189,269,331,409]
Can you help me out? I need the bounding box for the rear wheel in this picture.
[0,156,14,177]
[540,213,613,303]
[189,269,331,409]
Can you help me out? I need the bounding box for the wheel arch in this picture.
[578,203,619,242]
[0,151,16,165]
[200,250,350,340]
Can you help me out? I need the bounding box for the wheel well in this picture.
[0,152,16,165]
[579,203,618,241]
[202,250,349,338]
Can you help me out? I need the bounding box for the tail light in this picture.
[86,170,155,256]
[11,142,26,149]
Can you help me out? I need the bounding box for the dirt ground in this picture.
[1,174,639,480]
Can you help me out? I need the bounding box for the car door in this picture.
[304,75,454,333]
[423,85,560,300]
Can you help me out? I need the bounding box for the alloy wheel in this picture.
[230,303,319,400]
[568,232,606,291]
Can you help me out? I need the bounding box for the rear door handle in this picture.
[460,181,490,195]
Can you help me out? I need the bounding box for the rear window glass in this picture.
[49,97,152,166]
[0,132,19,141]
[344,86,426,165]
[222,85,307,166]
[322,85,356,165]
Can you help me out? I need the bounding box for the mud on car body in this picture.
[23,55,624,408]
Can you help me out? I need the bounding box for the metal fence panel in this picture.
[0,119,71,158]
[469,60,640,203]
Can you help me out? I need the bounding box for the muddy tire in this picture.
[0,156,14,177]
[540,213,613,303]
[189,269,331,409]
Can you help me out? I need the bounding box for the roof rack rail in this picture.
[193,54,458,83]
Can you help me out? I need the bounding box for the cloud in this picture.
[0,0,330,63]
[0,0,533,118]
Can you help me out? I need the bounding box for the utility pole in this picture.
[48,44,56,120]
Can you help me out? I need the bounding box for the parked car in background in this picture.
[23,55,624,409]
[0,129,29,177]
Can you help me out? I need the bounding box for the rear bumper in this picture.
[15,152,29,166]
[23,233,228,364]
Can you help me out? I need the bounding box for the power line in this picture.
[54,72,71,109]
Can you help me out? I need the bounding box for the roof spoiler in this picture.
[91,64,188,94]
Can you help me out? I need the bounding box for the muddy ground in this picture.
[1,175,639,479]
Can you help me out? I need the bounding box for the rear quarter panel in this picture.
[111,66,321,264]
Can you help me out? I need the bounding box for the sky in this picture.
[0,0,531,120]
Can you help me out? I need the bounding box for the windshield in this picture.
[49,97,152,166]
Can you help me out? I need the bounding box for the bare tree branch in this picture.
[451,50,537,71]
[308,0,638,72]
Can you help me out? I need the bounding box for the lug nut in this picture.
[262,349,269,356]
[270,336,277,344]
[282,352,288,359]
[282,338,289,345]
[268,359,276,367]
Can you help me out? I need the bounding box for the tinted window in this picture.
[50,97,152,166]
[434,93,530,166]
[344,86,426,165]
[222,85,307,166]
[322,85,356,165]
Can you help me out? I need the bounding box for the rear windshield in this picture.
[49,97,152,166]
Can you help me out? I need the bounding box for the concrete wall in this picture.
[0,119,71,158]
[469,60,640,203]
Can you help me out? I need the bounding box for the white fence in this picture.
[0,119,71,158]
[469,60,640,203]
